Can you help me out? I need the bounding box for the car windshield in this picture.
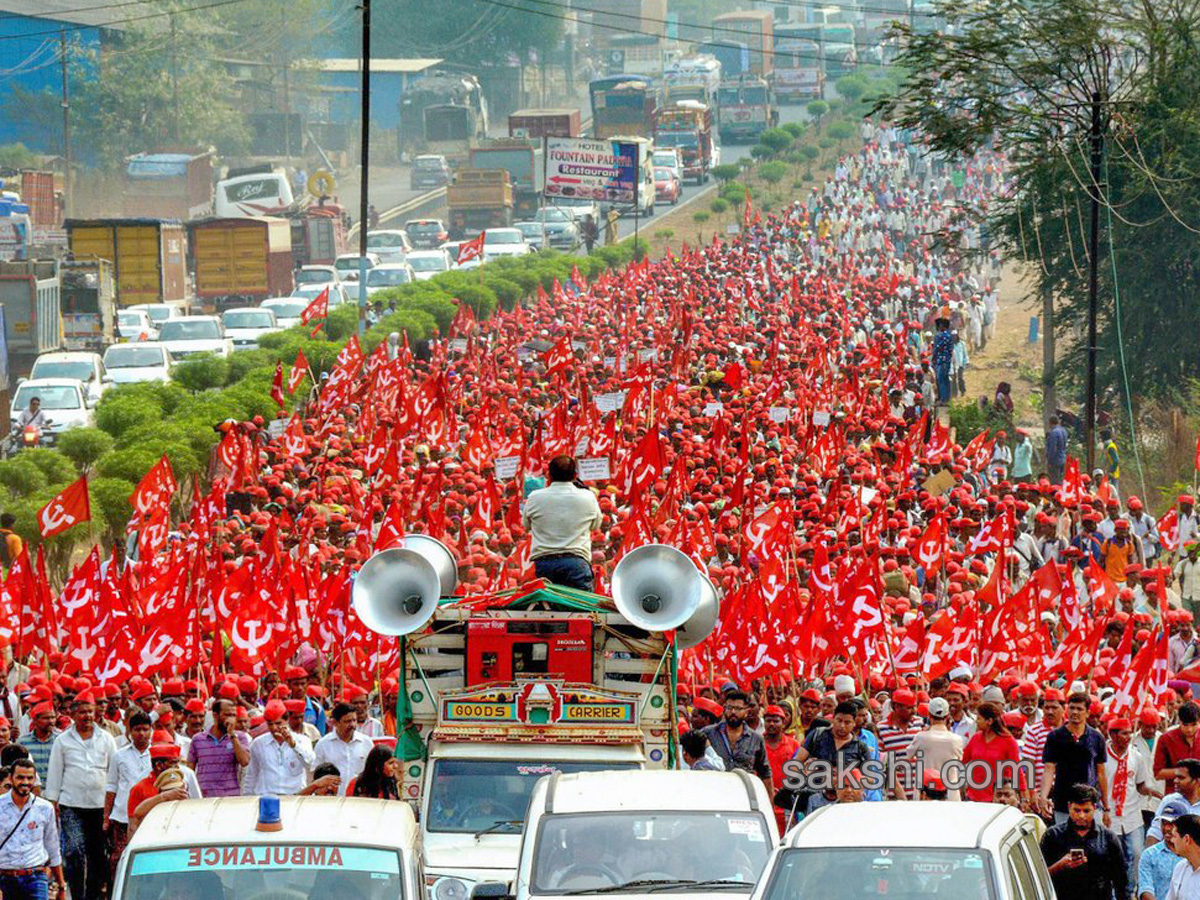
[415,157,444,170]
[31,360,94,382]
[516,223,544,238]
[655,169,675,181]
[407,256,446,272]
[264,301,307,319]
[367,233,405,250]
[223,311,275,329]
[296,269,333,285]
[426,760,639,835]
[539,208,571,224]
[531,812,770,893]
[13,385,80,411]
[760,848,995,900]
[335,257,371,272]
[367,268,411,286]
[407,221,442,235]
[117,313,144,327]
[120,845,405,900]
[160,320,220,341]
[485,229,522,245]
[104,347,165,369]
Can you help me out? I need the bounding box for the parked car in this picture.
[127,302,186,325]
[221,307,281,350]
[404,249,452,281]
[537,206,579,249]
[409,154,453,190]
[366,229,413,262]
[158,316,234,359]
[751,802,1052,900]
[29,351,111,405]
[116,309,157,342]
[514,221,549,251]
[365,263,417,295]
[260,297,309,329]
[655,167,682,205]
[482,228,530,261]
[404,219,449,249]
[9,379,94,447]
[553,196,602,226]
[334,252,380,282]
[294,265,340,287]
[102,343,173,384]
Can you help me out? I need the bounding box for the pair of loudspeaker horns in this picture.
[352,540,720,647]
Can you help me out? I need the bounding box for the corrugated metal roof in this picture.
[0,0,158,30]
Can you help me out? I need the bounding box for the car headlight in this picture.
[434,878,470,900]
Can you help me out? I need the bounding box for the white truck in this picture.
[474,770,779,900]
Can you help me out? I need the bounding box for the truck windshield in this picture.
[718,88,741,105]
[743,88,769,104]
[758,848,995,900]
[121,845,405,900]
[30,360,94,382]
[426,760,639,834]
[656,133,698,149]
[531,812,770,893]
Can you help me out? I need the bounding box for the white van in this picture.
[215,171,295,217]
[608,136,657,218]
[112,797,423,900]
[475,770,778,900]
[750,802,1053,900]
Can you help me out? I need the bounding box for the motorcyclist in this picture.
[13,397,47,433]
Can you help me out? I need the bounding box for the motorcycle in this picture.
[2,421,49,458]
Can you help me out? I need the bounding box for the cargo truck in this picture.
[424,105,487,168]
[773,26,825,103]
[123,150,215,220]
[15,171,59,238]
[508,109,582,140]
[288,204,347,268]
[188,217,294,313]
[447,170,514,239]
[653,103,715,183]
[469,141,544,220]
[589,75,657,140]
[717,76,778,143]
[822,23,859,77]
[60,259,116,353]
[65,218,189,311]
[0,260,60,374]
[663,55,722,110]
[712,10,774,77]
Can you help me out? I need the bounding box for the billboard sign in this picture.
[545,137,639,204]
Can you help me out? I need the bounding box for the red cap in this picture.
[184,699,205,715]
[1109,717,1132,731]
[764,705,785,718]
[892,688,917,706]
[216,682,240,701]
[284,699,306,715]
[31,701,53,718]
[283,666,308,681]
[131,683,156,701]
[1138,708,1162,726]
[150,743,181,761]
[161,679,184,695]
[1043,688,1065,702]
[263,700,286,723]
[236,675,257,694]
[694,697,723,717]
[799,688,822,703]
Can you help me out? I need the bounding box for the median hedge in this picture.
[1,247,645,575]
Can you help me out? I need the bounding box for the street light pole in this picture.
[1084,90,1102,473]
[59,28,71,217]
[357,0,372,336]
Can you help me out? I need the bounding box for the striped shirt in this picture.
[186,730,250,797]
[1021,719,1053,793]
[17,730,59,784]
[877,716,925,758]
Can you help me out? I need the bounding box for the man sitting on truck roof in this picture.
[523,455,602,592]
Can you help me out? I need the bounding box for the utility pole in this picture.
[357,0,371,335]
[1084,90,1103,473]
[59,28,71,217]
[170,16,179,142]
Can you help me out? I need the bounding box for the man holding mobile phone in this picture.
[1041,783,1127,900]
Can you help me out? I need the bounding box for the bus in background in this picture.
[823,23,859,78]
[773,26,825,103]
[589,75,657,139]
[712,10,774,77]
[214,167,295,218]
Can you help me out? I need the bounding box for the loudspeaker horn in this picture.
[676,568,720,649]
[352,547,441,636]
[401,534,458,597]
[611,544,701,632]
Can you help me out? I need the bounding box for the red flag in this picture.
[913,515,947,574]
[723,362,745,391]
[456,232,485,264]
[300,286,329,325]
[270,360,286,408]
[288,349,309,394]
[1195,435,1200,472]
[129,455,177,519]
[282,413,307,457]
[543,336,574,377]
[38,476,90,538]
[743,187,753,228]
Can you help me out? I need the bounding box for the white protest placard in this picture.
[704,401,724,416]
[574,436,590,457]
[768,406,789,424]
[494,455,520,480]
[726,223,741,235]
[812,410,831,427]
[267,419,286,438]
[571,340,588,351]
[449,338,468,352]
[603,356,617,368]
[578,457,612,481]
[516,348,533,361]
[595,391,625,413]
[638,349,657,362]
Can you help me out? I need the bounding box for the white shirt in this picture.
[0,791,60,869]
[45,725,117,808]
[522,482,602,562]
[245,732,316,796]
[105,744,150,824]
[1103,742,1151,834]
[358,717,384,738]
[1167,858,1200,900]
[313,730,374,795]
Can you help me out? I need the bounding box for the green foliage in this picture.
[227,350,277,385]
[782,122,805,138]
[173,354,231,393]
[711,164,741,183]
[95,392,161,439]
[0,457,48,498]
[23,448,76,485]
[750,144,774,160]
[89,477,139,537]
[757,161,790,184]
[322,305,361,342]
[482,276,522,312]
[835,74,870,104]
[55,428,115,471]
[719,181,751,205]
[0,143,39,169]
[827,120,857,141]
[692,211,710,223]
[800,145,821,162]
[710,198,730,214]
[451,283,498,321]
[653,229,674,241]
[949,401,1012,444]
[758,127,796,154]
[806,100,830,126]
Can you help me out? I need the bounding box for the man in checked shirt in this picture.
[0,758,65,900]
